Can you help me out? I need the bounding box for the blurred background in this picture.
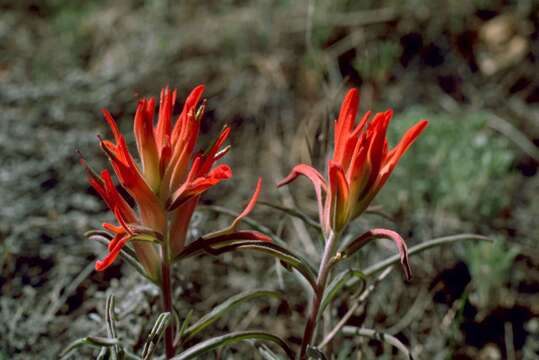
[1,0,539,359]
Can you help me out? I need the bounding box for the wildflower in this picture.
[82,85,257,276]
[278,88,428,234]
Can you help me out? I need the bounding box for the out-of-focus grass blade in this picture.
[181,290,283,342]
[171,331,295,360]
[320,269,366,314]
[90,234,154,283]
[342,326,414,359]
[59,336,119,359]
[257,344,284,360]
[258,201,321,231]
[198,205,287,246]
[141,312,171,360]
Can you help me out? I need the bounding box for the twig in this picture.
[318,267,392,349]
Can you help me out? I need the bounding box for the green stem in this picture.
[299,231,338,359]
[161,243,174,359]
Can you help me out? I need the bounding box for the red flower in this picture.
[278,88,428,234]
[82,85,241,275]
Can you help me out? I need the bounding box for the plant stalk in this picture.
[299,231,337,358]
[161,243,174,359]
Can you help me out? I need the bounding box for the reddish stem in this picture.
[299,231,337,358]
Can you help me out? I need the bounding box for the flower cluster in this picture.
[82,86,268,277]
[279,88,428,234]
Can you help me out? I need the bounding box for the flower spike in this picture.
[279,88,428,235]
[82,85,242,274]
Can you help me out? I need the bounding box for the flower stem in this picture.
[299,231,337,359]
[161,244,174,359]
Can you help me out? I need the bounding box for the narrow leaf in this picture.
[182,290,283,342]
[178,309,193,340]
[105,294,123,360]
[178,239,318,290]
[142,312,171,360]
[171,331,295,360]
[59,336,119,359]
[320,269,366,314]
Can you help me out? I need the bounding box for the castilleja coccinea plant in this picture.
[81,85,270,358]
[279,88,428,358]
[66,84,487,360]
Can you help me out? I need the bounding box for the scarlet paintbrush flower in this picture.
[278,88,428,234]
[82,85,265,277]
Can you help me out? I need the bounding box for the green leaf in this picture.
[178,238,318,290]
[141,312,171,360]
[182,290,284,342]
[178,309,193,340]
[258,201,321,231]
[320,269,366,314]
[59,336,119,359]
[171,331,295,359]
[105,294,124,360]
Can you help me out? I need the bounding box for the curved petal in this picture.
[229,177,263,231]
[133,98,159,190]
[155,87,176,151]
[168,164,232,210]
[171,84,205,146]
[383,119,429,175]
[95,234,130,271]
[277,164,327,227]
[334,89,359,164]
[343,228,412,280]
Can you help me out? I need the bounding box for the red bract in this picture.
[279,88,428,234]
[82,85,262,276]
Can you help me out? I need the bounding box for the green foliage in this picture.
[464,239,519,309]
[378,109,516,226]
[181,289,284,342]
